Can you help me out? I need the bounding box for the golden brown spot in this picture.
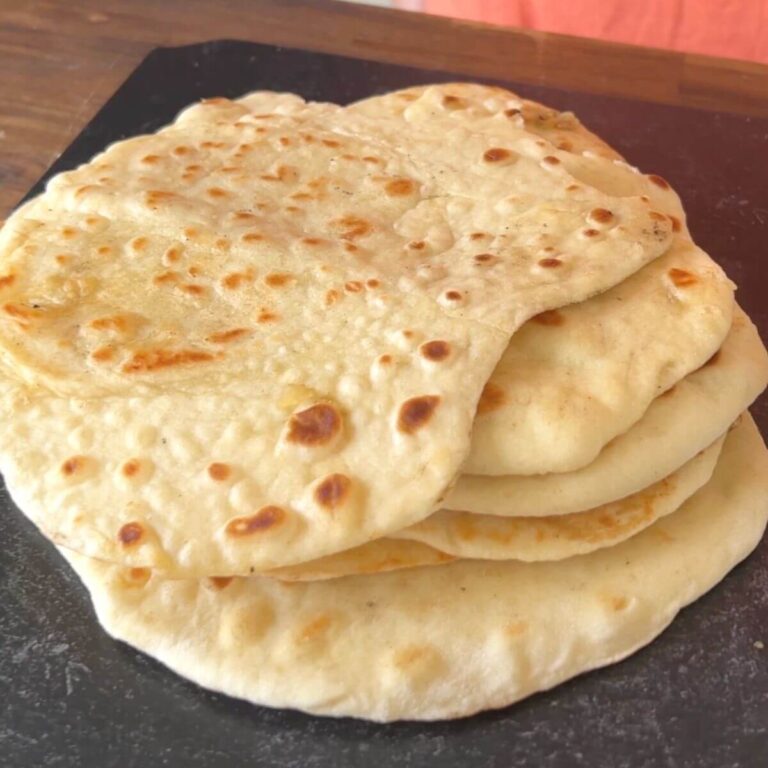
[483,147,512,163]
[179,283,206,296]
[407,240,426,251]
[362,155,382,165]
[259,164,297,183]
[279,136,292,147]
[532,309,565,326]
[153,270,180,285]
[96,245,113,257]
[609,595,629,612]
[0,274,15,289]
[286,403,342,446]
[172,145,191,156]
[538,257,562,268]
[61,456,87,477]
[285,205,301,213]
[325,289,341,307]
[420,340,451,362]
[122,348,215,373]
[470,232,488,241]
[91,346,114,363]
[264,272,294,288]
[206,187,229,199]
[209,576,233,590]
[213,238,230,251]
[60,226,77,239]
[378,354,392,365]
[343,243,359,253]
[668,268,698,287]
[473,253,495,264]
[589,208,614,224]
[118,521,144,546]
[557,140,574,151]
[140,154,160,165]
[442,94,465,109]
[649,211,668,222]
[313,473,352,510]
[257,309,279,323]
[345,281,363,293]
[366,279,380,289]
[160,246,181,265]
[542,155,561,165]
[477,382,505,414]
[55,254,71,266]
[397,396,440,434]
[331,215,372,240]
[207,328,248,344]
[3,303,42,324]
[402,330,414,339]
[566,183,580,192]
[221,271,253,289]
[300,237,325,247]
[200,140,226,149]
[121,459,141,478]
[122,567,151,588]
[184,164,202,173]
[582,228,600,237]
[648,174,670,189]
[130,236,148,252]
[321,138,340,148]
[145,190,178,207]
[74,185,97,198]
[384,178,415,197]
[291,192,312,202]
[225,506,285,537]
[88,315,130,333]
[233,211,259,223]
[208,462,231,481]
[240,233,264,245]
[668,215,683,232]
[504,107,521,117]
[444,290,462,301]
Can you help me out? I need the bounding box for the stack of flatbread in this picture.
[1,83,766,722]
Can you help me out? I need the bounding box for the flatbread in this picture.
[267,539,455,582]
[353,83,734,476]
[61,414,768,721]
[448,307,768,517]
[464,237,733,475]
[396,433,724,560]
[0,91,673,577]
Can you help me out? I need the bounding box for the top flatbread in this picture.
[352,83,732,475]
[0,90,672,576]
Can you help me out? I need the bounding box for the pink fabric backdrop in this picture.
[421,0,768,63]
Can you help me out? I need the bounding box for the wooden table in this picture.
[2,0,766,217]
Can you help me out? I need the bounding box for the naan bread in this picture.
[267,539,454,582]
[61,414,768,721]
[353,83,734,475]
[464,238,733,475]
[397,433,723,560]
[448,308,768,517]
[0,91,673,576]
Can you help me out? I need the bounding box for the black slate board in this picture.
[2,41,767,768]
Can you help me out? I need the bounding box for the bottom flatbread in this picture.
[61,414,768,722]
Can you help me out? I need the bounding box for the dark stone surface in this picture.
[1,41,766,768]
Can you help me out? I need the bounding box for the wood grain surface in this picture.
[2,0,766,216]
